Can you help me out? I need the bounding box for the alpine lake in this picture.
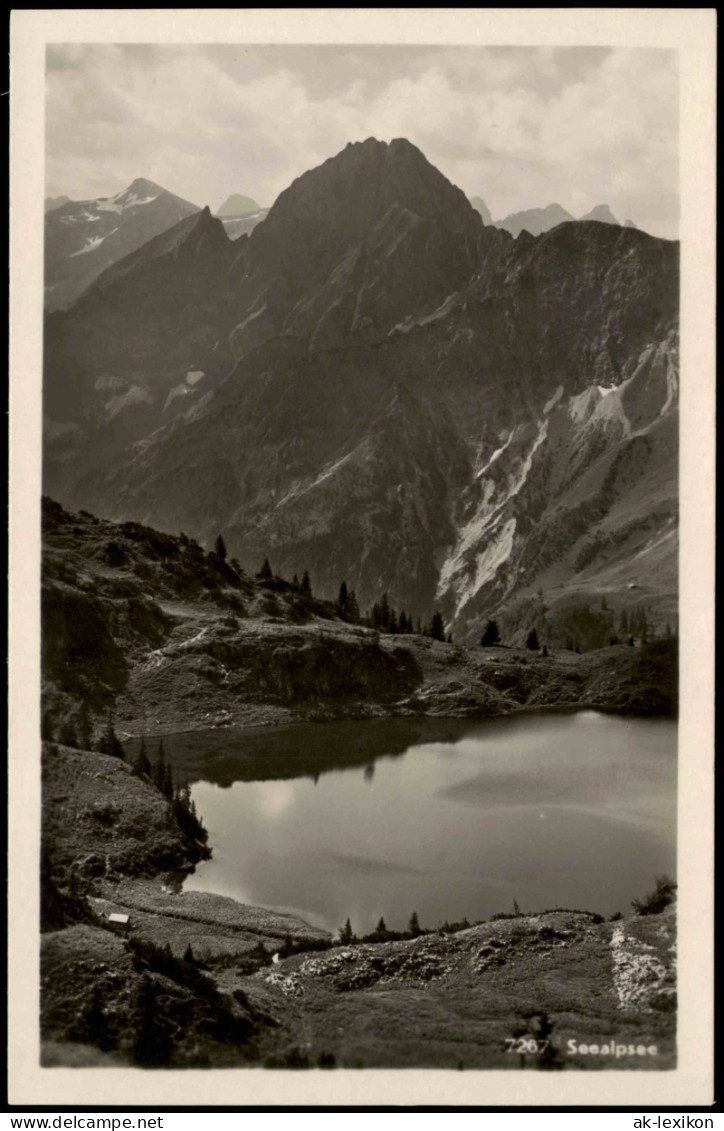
[144,711,676,937]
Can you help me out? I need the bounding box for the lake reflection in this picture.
[146,712,677,936]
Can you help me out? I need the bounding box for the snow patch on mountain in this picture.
[232,302,267,337]
[544,386,564,414]
[70,230,117,257]
[105,385,153,421]
[475,431,514,479]
[96,190,159,214]
[391,292,459,335]
[472,518,517,601]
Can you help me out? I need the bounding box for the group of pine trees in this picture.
[481,602,676,654]
[368,593,447,641]
[337,910,428,946]
[250,551,451,642]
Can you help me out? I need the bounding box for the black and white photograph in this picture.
[8,8,715,1109]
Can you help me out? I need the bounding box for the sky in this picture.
[45,44,679,238]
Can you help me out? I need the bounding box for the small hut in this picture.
[107,912,131,933]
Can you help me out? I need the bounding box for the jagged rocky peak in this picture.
[264,136,482,246]
[580,203,620,225]
[118,176,165,197]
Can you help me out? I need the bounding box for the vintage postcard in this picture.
[8,8,715,1109]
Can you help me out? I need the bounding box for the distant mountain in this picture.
[216,208,270,241]
[493,202,574,237]
[45,195,71,213]
[469,196,492,225]
[44,178,201,311]
[44,139,678,638]
[624,219,638,229]
[579,203,620,225]
[217,193,261,216]
[492,202,633,237]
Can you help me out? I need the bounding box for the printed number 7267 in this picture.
[505,1038,549,1054]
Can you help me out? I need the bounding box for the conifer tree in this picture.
[338,918,355,945]
[259,557,273,581]
[152,740,167,791]
[300,570,312,597]
[78,701,93,751]
[132,735,152,779]
[58,719,79,749]
[526,627,540,651]
[162,760,174,801]
[130,976,171,1067]
[337,580,348,617]
[408,911,422,937]
[214,534,228,561]
[97,711,125,759]
[347,590,360,623]
[481,619,500,647]
[430,611,445,642]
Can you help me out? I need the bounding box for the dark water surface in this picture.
[153,712,676,936]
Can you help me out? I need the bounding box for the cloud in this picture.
[45,44,678,237]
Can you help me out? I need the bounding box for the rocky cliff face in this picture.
[43,139,678,636]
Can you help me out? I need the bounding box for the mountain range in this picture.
[44,179,201,311]
[472,198,639,237]
[43,137,678,641]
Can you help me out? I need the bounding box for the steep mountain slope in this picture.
[44,208,237,494]
[43,139,678,636]
[44,178,201,311]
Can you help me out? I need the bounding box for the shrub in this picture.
[631,874,677,916]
